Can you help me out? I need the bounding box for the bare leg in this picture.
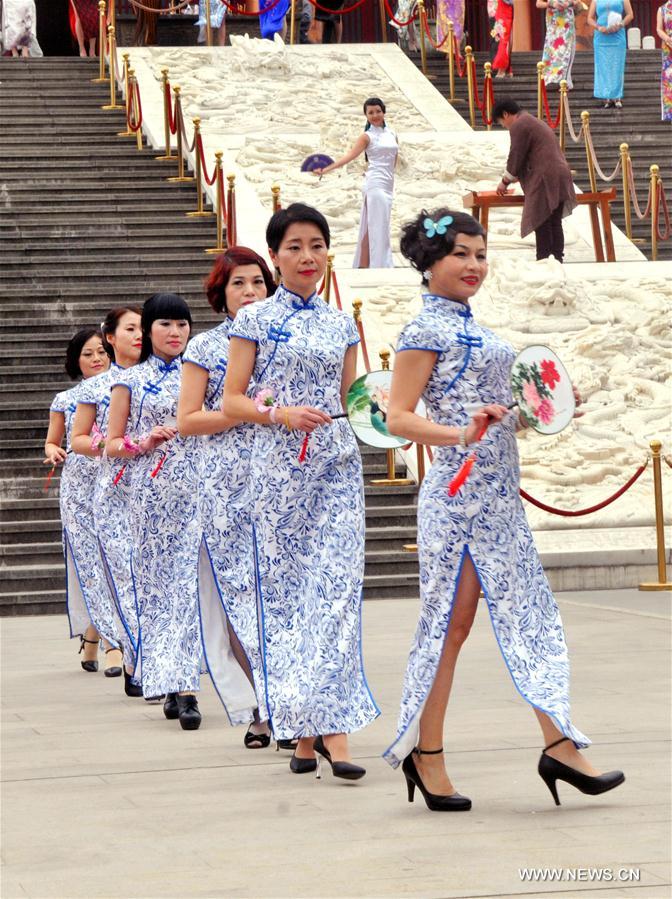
[358,232,370,269]
[295,736,316,759]
[20,46,30,57]
[89,37,96,56]
[11,48,19,57]
[72,9,87,56]
[216,22,227,46]
[81,623,100,663]
[534,709,600,776]
[322,732,351,763]
[226,621,269,733]
[414,554,480,795]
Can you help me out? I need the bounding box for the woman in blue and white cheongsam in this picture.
[107,295,225,730]
[71,307,144,698]
[224,204,380,781]
[177,247,276,747]
[383,208,624,811]
[45,328,123,675]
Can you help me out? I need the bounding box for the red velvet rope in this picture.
[383,0,418,27]
[129,81,143,132]
[227,178,237,245]
[217,165,228,227]
[453,34,465,77]
[519,460,648,517]
[197,133,218,186]
[421,8,449,49]
[540,79,561,130]
[219,0,286,14]
[331,269,343,311]
[306,0,369,13]
[356,319,371,372]
[656,181,671,241]
[165,80,176,135]
[470,57,484,111]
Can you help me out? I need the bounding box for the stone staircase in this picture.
[409,47,671,261]
[0,56,419,616]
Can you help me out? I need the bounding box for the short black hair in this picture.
[399,209,486,286]
[492,98,521,120]
[363,97,385,115]
[266,203,331,254]
[140,293,192,362]
[65,327,103,380]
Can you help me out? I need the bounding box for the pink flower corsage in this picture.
[122,434,152,455]
[254,387,279,423]
[91,424,106,452]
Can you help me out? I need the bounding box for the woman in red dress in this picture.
[70,0,100,56]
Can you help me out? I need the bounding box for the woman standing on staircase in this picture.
[383,207,624,812]
[588,0,634,109]
[45,327,125,676]
[106,294,208,730]
[71,307,144,698]
[657,0,672,121]
[177,247,278,748]
[490,0,514,78]
[537,0,585,91]
[315,98,398,269]
[223,204,380,779]
[69,0,100,57]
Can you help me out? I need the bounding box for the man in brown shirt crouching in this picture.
[494,98,577,263]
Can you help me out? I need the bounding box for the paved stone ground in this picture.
[1,589,670,899]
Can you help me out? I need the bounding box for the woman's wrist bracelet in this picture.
[283,408,291,429]
[269,406,278,424]
[458,426,468,448]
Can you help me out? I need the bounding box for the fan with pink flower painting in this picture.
[510,345,575,435]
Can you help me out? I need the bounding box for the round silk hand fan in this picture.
[336,369,424,448]
[448,345,575,495]
[300,153,335,173]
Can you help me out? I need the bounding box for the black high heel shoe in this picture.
[402,748,472,812]
[538,737,625,806]
[289,754,318,774]
[103,647,123,678]
[313,735,366,781]
[79,635,98,672]
[163,693,179,719]
[123,669,143,697]
[244,724,271,749]
[176,694,202,731]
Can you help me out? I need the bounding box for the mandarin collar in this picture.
[422,293,472,319]
[149,353,181,373]
[276,283,319,311]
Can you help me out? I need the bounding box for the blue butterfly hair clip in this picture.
[423,215,454,239]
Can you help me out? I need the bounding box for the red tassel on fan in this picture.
[151,452,169,478]
[43,465,57,492]
[447,423,488,497]
[113,463,127,486]
[298,434,310,463]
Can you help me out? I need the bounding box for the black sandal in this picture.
[244,725,271,749]
[79,635,99,672]
[275,738,299,752]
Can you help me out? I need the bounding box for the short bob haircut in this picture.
[363,96,385,117]
[266,203,331,255]
[65,327,104,380]
[140,293,192,362]
[101,305,142,356]
[492,97,521,121]
[204,246,276,314]
[399,208,486,286]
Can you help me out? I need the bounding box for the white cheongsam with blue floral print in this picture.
[77,365,139,674]
[112,355,204,699]
[231,285,380,740]
[51,382,122,650]
[182,320,262,725]
[383,294,589,768]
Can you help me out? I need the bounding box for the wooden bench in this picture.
[462,188,617,263]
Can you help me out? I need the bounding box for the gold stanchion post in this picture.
[205,153,226,254]
[371,350,414,487]
[465,45,475,129]
[559,80,567,154]
[417,0,428,78]
[447,20,455,101]
[92,1,107,83]
[117,53,133,136]
[379,0,387,43]
[639,440,672,590]
[323,253,334,304]
[620,143,632,240]
[537,61,544,119]
[101,27,123,110]
[205,0,213,47]
[186,118,213,218]
[109,0,115,32]
[289,0,297,45]
[650,164,660,262]
[227,174,237,245]
[484,61,492,131]
[156,69,177,161]
[581,110,597,194]
[271,183,281,212]
[167,87,194,183]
